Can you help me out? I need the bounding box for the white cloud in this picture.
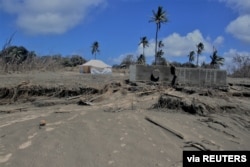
[219,0,250,14]
[226,15,250,43]
[0,0,107,35]
[213,36,224,46]
[219,0,250,44]
[162,30,214,57]
[137,39,155,57]
[128,29,224,65]
[112,52,135,64]
[221,49,250,72]
[137,29,219,58]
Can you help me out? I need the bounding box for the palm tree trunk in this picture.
[196,54,199,66]
[143,46,145,57]
[155,24,159,65]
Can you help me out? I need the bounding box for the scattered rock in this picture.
[242,92,250,97]
[77,100,92,106]
[39,120,46,126]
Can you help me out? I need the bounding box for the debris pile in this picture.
[153,94,209,116]
[0,81,98,104]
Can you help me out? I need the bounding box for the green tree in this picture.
[210,48,224,69]
[91,41,100,59]
[149,6,168,65]
[188,50,195,64]
[139,36,149,58]
[196,42,204,66]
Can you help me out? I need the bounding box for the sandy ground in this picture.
[0,71,250,167]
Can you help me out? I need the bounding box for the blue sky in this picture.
[0,0,250,69]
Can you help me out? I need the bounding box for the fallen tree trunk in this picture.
[145,116,184,140]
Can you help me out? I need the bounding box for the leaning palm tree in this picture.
[196,42,204,66]
[91,41,100,59]
[210,48,224,69]
[149,6,168,65]
[188,50,195,64]
[139,36,149,57]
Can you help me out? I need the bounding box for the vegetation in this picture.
[137,54,146,65]
[209,48,224,69]
[120,54,135,68]
[188,51,195,64]
[62,55,86,67]
[2,5,245,77]
[1,45,30,64]
[0,44,37,72]
[230,55,250,78]
[0,44,86,72]
[149,6,168,65]
[155,56,167,65]
[137,36,149,65]
[139,36,149,58]
[196,42,204,66]
[155,40,165,64]
[91,41,100,59]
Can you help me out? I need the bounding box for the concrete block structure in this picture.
[129,65,227,87]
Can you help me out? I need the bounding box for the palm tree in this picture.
[210,48,224,69]
[155,41,165,65]
[3,46,28,64]
[156,49,164,58]
[188,50,195,64]
[196,42,204,66]
[149,6,168,65]
[137,54,146,65]
[158,40,164,48]
[91,41,100,59]
[10,47,22,64]
[139,36,149,57]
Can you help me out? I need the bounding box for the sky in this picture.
[0,0,250,70]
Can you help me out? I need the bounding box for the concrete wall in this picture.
[129,65,227,87]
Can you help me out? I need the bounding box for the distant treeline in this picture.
[0,45,249,78]
[0,45,86,72]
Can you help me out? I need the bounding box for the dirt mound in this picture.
[152,90,249,115]
[100,81,123,94]
[153,94,209,115]
[0,83,98,104]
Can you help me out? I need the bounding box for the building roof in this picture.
[82,60,111,68]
